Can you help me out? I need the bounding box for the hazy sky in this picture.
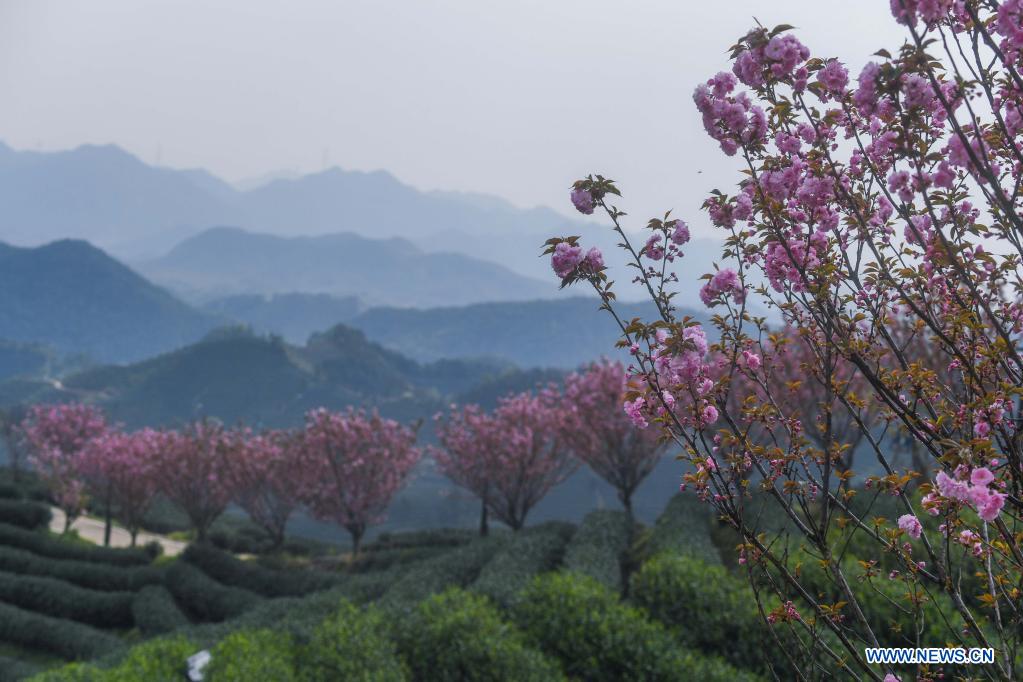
[0,1,905,234]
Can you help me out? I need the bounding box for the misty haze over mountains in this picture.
[0,141,723,296]
[0,138,722,378]
[0,141,579,271]
[140,227,556,308]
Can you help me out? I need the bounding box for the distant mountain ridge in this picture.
[0,239,220,363]
[0,142,585,271]
[141,226,557,307]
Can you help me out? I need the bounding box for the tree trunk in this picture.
[130,528,138,547]
[479,500,489,536]
[350,527,364,561]
[63,512,72,534]
[103,489,112,547]
[620,489,634,521]
[272,527,286,552]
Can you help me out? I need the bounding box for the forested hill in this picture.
[0,325,529,430]
[0,239,219,364]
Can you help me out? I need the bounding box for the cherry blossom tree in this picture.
[434,404,505,536]
[297,408,421,556]
[560,360,668,519]
[151,420,236,543]
[226,428,304,549]
[80,428,163,546]
[434,390,577,532]
[548,3,1023,677]
[20,403,107,533]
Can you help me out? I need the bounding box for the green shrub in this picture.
[0,523,151,566]
[0,601,123,661]
[0,570,134,628]
[378,535,507,612]
[165,562,260,622]
[470,522,574,607]
[205,629,296,682]
[299,601,407,681]
[514,573,759,682]
[645,493,720,562]
[131,586,190,636]
[0,545,163,592]
[0,499,52,530]
[630,553,789,676]
[396,588,564,681]
[182,544,338,598]
[562,510,631,591]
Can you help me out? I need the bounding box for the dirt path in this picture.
[48,507,187,557]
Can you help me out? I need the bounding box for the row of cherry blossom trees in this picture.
[15,360,674,553]
[18,404,421,555]
[548,1,1023,678]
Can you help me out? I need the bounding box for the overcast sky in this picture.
[0,1,905,234]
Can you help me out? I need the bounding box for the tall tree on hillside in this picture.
[561,360,669,519]
[434,389,577,533]
[297,408,421,557]
[20,403,108,533]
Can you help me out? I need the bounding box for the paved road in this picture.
[48,508,187,557]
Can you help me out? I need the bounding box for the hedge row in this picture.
[366,528,476,553]
[0,545,163,592]
[45,612,406,682]
[0,570,134,629]
[378,535,508,612]
[27,636,198,681]
[0,601,123,661]
[0,522,152,567]
[561,510,631,591]
[0,655,41,681]
[165,562,261,623]
[131,586,190,636]
[470,522,574,607]
[147,564,420,652]
[350,543,454,574]
[182,544,339,598]
[0,499,52,530]
[396,588,564,681]
[645,493,720,562]
[514,573,762,681]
